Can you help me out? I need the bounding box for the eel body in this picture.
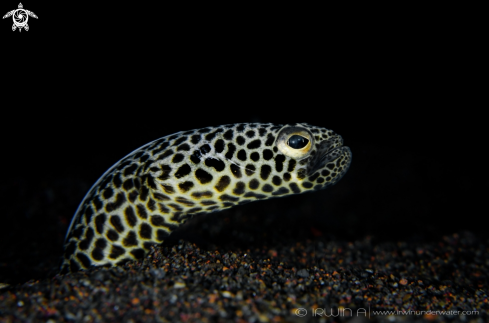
[61,123,351,273]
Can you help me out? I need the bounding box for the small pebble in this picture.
[296,269,309,278]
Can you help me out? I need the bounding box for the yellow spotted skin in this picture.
[61,123,351,273]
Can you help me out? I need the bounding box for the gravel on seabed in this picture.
[0,231,488,323]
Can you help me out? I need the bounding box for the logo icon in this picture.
[3,3,37,32]
[294,308,307,317]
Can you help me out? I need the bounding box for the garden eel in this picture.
[61,123,351,273]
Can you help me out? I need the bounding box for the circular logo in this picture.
[13,9,27,27]
[294,308,307,317]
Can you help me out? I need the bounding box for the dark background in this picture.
[0,3,486,285]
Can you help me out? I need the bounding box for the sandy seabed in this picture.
[1,227,487,323]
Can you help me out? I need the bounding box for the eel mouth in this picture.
[307,135,350,176]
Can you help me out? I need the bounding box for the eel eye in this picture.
[276,126,313,159]
[287,135,309,149]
